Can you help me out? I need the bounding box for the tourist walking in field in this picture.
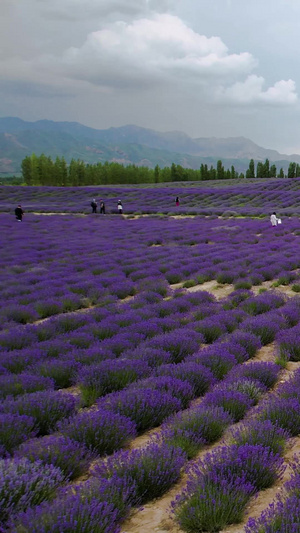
[175,196,180,206]
[117,200,123,214]
[91,199,97,213]
[270,212,280,226]
[15,205,24,221]
[100,201,105,214]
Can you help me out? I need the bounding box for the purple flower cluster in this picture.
[100,388,182,432]
[13,475,135,533]
[3,201,300,530]
[77,359,150,406]
[172,443,284,532]
[16,434,93,480]
[58,408,137,455]
[0,390,78,435]
[0,457,64,528]
[93,440,186,504]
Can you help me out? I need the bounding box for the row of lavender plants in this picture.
[2,214,300,329]
[3,293,300,530]
[6,331,291,531]
[171,358,300,532]
[0,330,273,531]
[3,208,300,529]
[3,179,300,215]
[0,289,299,455]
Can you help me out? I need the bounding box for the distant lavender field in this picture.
[2,187,300,531]
[2,177,300,215]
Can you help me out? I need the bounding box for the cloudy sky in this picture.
[1,0,300,153]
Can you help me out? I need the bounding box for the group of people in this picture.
[91,199,106,214]
[13,200,282,227]
[90,199,123,215]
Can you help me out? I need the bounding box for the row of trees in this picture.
[21,154,296,186]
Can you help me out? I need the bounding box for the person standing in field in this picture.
[15,205,24,221]
[270,212,279,226]
[175,196,179,207]
[117,200,123,214]
[91,199,97,213]
[100,201,105,214]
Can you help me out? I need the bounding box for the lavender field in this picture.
[2,177,300,216]
[3,183,300,532]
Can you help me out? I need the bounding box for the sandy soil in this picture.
[170,280,235,300]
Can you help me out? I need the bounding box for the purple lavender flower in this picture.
[228,419,289,455]
[163,405,233,458]
[0,457,64,527]
[242,312,286,345]
[147,329,201,363]
[0,372,54,399]
[156,362,215,396]
[93,440,186,504]
[77,359,150,406]
[242,292,286,315]
[0,390,78,435]
[244,492,300,533]
[189,443,285,492]
[16,434,94,480]
[13,494,121,533]
[257,396,300,436]
[30,358,79,389]
[0,326,37,351]
[13,475,135,532]
[100,388,182,432]
[189,346,237,380]
[202,389,254,422]
[226,361,280,389]
[127,346,173,368]
[173,471,255,532]
[0,413,38,456]
[130,375,195,408]
[218,340,249,363]
[193,317,227,343]
[229,330,262,357]
[58,408,137,455]
[277,324,300,362]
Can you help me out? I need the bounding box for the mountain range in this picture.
[0,116,299,175]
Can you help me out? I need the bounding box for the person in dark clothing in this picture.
[15,205,24,221]
[100,201,105,214]
[175,196,179,207]
[91,199,97,213]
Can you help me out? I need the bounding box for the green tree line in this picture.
[21,154,291,186]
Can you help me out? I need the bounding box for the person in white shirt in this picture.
[270,212,279,226]
[117,200,123,214]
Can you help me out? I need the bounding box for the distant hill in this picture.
[0,117,299,175]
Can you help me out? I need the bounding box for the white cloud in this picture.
[59,14,256,88]
[0,10,296,111]
[217,75,297,105]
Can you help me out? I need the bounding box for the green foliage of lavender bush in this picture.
[35,301,62,318]
[164,406,233,459]
[173,476,254,533]
[58,409,137,455]
[94,441,186,504]
[16,435,93,480]
[228,420,289,456]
